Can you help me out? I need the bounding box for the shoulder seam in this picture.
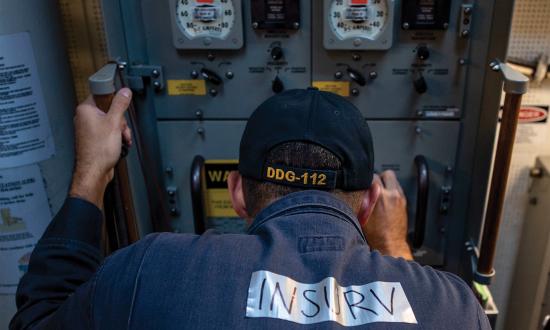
[126,233,162,330]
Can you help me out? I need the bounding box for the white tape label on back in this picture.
[246,270,417,327]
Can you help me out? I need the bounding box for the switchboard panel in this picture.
[100,0,514,273]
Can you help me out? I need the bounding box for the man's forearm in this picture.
[11,197,104,329]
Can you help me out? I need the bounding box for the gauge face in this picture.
[176,0,235,40]
[329,0,389,41]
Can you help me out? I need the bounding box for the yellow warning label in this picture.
[203,160,239,218]
[167,80,207,96]
[312,81,350,97]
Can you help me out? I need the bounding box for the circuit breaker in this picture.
[100,0,513,271]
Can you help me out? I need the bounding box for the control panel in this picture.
[101,0,509,270]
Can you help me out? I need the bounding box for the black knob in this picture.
[417,46,430,61]
[200,68,223,85]
[413,72,428,94]
[347,67,366,86]
[271,46,284,61]
[272,76,284,93]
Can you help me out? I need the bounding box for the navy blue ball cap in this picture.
[238,88,374,191]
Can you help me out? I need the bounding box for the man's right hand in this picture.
[69,88,133,209]
[363,171,413,260]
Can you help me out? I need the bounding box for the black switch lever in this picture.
[200,68,223,85]
[413,71,428,94]
[347,67,366,86]
[272,76,284,94]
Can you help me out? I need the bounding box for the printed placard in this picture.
[246,270,417,326]
[312,81,350,97]
[167,80,207,96]
[0,32,55,168]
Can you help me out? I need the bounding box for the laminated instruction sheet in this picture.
[0,32,55,169]
[0,165,51,294]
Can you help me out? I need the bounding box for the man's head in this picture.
[227,88,380,225]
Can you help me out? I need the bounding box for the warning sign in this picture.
[202,160,247,233]
[312,81,350,97]
[167,80,207,96]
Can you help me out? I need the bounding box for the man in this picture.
[11,88,490,329]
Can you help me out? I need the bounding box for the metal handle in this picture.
[412,155,429,249]
[191,155,206,234]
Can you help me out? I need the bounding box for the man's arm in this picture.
[10,89,132,329]
[363,171,414,260]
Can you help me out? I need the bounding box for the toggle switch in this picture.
[413,71,428,94]
[272,76,284,93]
[200,68,223,85]
[347,67,366,86]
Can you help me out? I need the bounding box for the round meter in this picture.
[176,0,235,40]
[329,0,389,41]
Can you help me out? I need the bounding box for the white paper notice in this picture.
[0,165,51,294]
[0,32,55,169]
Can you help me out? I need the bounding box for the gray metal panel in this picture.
[505,156,550,330]
[158,120,460,265]
[140,0,312,119]
[312,0,469,119]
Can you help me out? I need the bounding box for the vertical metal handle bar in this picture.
[412,155,429,249]
[191,155,206,234]
[475,60,529,284]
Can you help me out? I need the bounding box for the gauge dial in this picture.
[176,0,235,40]
[329,0,389,41]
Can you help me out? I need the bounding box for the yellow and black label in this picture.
[203,160,239,218]
[263,164,338,190]
[167,79,207,96]
[312,81,350,97]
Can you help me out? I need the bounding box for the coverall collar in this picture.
[247,190,367,244]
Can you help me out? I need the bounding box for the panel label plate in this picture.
[312,81,350,97]
[167,80,207,96]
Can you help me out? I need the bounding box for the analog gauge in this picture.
[176,0,235,40]
[329,0,389,41]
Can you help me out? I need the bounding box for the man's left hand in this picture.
[69,88,133,208]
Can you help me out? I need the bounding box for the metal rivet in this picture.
[151,69,160,78]
[402,22,410,30]
[209,88,218,97]
[153,81,161,90]
[252,22,259,29]
[195,110,203,118]
[191,70,199,79]
[369,71,378,80]
[351,88,360,96]
[334,71,344,79]
[226,71,234,79]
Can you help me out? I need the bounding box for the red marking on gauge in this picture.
[196,0,214,3]
[350,0,368,4]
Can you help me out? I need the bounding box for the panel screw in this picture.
[151,69,160,78]
[443,22,449,29]
[153,81,161,90]
[209,88,218,97]
[417,110,424,117]
[351,88,360,96]
[207,53,216,61]
[293,22,300,29]
[334,71,343,79]
[461,30,470,38]
[415,126,422,134]
[195,110,203,118]
[252,22,259,29]
[168,190,175,197]
[459,58,466,65]
[353,38,362,47]
[165,167,173,174]
[191,70,199,79]
[170,207,179,216]
[402,22,410,30]
[226,71,234,79]
[369,71,378,80]
[352,53,361,61]
[464,7,472,15]
[197,127,205,135]
[446,166,453,173]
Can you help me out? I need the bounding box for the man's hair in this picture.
[242,142,365,217]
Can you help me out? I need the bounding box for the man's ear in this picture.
[227,171,251,221]
[357,181,381,227]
